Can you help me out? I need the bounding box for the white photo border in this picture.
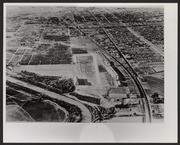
[3,3,178,143]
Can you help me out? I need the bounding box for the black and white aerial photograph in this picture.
[5,4,165,123]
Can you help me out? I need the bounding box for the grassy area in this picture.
[6,105,35,122]
[22,99,64,122]
[144,76,164,96]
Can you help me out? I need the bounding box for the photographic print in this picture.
[5,4,164,123]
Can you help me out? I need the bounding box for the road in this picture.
[88,10,138,77]
[6,76,92,123]
[126,27,164,57]
[43,100,69,122]
[88,10,152,123]
[7,48,20,65]
[105,9,164,57]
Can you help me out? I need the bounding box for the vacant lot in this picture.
[17,64,76,78]
[6,105,35,122]
[74,54,97,85]
[6,52,13,63]
[70,36,98,52]
[144,76,164,96]
[8,54,23,65]
[22,99,66,122]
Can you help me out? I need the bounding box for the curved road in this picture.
[6,76,92,123]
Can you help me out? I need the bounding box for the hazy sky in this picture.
[5,4,163,18]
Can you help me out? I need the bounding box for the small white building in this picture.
[122,98,141,105]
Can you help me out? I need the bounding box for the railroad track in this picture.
[87,10,152,123]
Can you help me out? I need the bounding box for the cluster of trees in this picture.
[151,93,164,104]
[72,48,88,54]
[17,71,75,94]
[25,17,60,25]
[94,13,107,23]
[84,104,116,122]
[6,81,82,122]
[35,43,51,52]
[43,35,69,42]
[19,55,31,65]
[84,104,100,121]
[7,81,40,95]
[6,86,20,96]
[47,17,60,24]
[74,14,85,23]
[28,43,72,65]
[97,106,116,121]
[69,27,82,36]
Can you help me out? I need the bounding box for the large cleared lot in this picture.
[16,64,76,78]
[73,54,101,86]
[15,54,101,86]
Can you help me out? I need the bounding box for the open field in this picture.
[97,57,116,87]
[22,99,66,122]
[6,105,35,122]
[70,36,99,52]
[6,52,13,63]
[74,54,100,86]
[15,64,76,78]
[8,54,23,65]
[144,76,164,96]
[19,55,32,65]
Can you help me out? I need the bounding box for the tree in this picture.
[151,92,159,99]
